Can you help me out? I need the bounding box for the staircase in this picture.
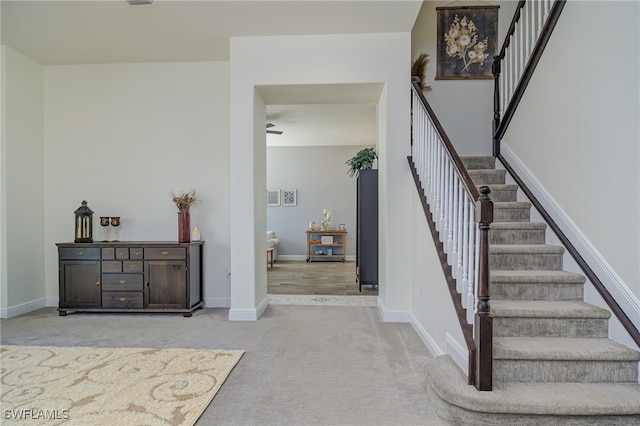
[425,156,640,425]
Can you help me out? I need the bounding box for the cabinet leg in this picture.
[58,310,67,317]
[306,258,310,263]
[183,312,193,317]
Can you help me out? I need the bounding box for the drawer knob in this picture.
[129,264,137,269]
[120,251,126,256]
[133,251,141,256]
[161,251,169,256]
[77,251,84,256]
[119,279,126,284]
[96,281,100,287]
[119,297,127,302]
[109,263,117,269]
[105,250,112,255]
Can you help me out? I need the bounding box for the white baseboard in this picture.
[1,298,47,319]
[445,332,469,373]
[205,297,230,308]
[227,295,269,321]
[409,313,443,356]
[501,143,640,332]
[376,299,411,322]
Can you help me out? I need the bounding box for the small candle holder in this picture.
[110,217,121,241]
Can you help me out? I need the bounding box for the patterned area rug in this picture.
[0,345,244,425]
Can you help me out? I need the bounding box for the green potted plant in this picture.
[346,147,378,178]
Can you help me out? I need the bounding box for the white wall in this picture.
[503,1,640,304]
[230,33,414,321]
[410,185,468,370]
[267,145,371,257]
[43,61,232,308]
[0,46,45,317]
[411,0,518,156]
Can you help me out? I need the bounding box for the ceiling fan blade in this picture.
[267,130,283,135]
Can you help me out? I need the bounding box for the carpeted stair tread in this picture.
[490,244,564,254]
[426,355,640,416]
[492,300,611,318]
[491,270,586,284]
[494,337,640,361]
[494,201,531,209]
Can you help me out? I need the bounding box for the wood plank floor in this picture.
[267,260,378,296]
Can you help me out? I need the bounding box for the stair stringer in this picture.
[424,156,640,424]
[497,144,640,352]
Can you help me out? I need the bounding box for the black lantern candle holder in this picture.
[74,200,94,243]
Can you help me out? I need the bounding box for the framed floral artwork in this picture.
[436,5,499,80]
[267,189,280,207]
[282,189,297,207]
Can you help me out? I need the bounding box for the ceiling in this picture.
[1,0,422,146]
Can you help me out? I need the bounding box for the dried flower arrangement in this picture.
[411,53,432,91]
[170,190,197,213]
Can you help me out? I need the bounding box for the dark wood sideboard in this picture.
[56,241,204,317]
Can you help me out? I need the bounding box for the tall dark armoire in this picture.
[356,169,378,291]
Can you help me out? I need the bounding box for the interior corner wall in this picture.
[229,33,413,318]
[410,0,518,156]
[43,61,231,308]
[503,1,640,301]
[266,145,370,257]
[0,45,7,315]
[1,46,45,318]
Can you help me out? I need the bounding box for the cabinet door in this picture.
[145,261,187,308]
[59,261,101,308]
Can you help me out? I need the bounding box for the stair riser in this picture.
[490,229,546,245]
[470,172,506,185]
[492,283,584,301]
[490,253,563,270]
[494,360,639,383]
[489,189,518,202]
[461,157,495,170]
[494,318,609,338]
[494,207,531,222]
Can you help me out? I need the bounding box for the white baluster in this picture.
[466,203,476,324]
[456,184,464,280]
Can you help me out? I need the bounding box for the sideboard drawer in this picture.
[144,247,186,260]
[122,261,143,273]
[59,247,100,260]
[102,274,143,291]
[130,248,144,259]
[102,261,122,273]
[102,291,143,308]
[115,248,130,260]
[101,248,115,259]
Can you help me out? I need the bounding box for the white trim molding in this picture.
[500,143,640,336]
[1,298,47,319]
[445,332,469,373]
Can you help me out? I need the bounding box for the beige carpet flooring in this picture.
[0,345,243,425]
[267,260,378,296]
[0,306,448,425]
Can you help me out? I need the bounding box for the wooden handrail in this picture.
[412,77,480,202]
[410,78,493,390]
[493,0,567,155]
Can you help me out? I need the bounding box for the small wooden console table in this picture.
[306,230,347,262]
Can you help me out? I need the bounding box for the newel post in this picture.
[475,185,493,391]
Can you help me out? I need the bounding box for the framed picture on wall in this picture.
[282,189,297,207]
[267,189,280,207]
[436,5,499,80]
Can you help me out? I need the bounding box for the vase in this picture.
[178,212,191,243]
